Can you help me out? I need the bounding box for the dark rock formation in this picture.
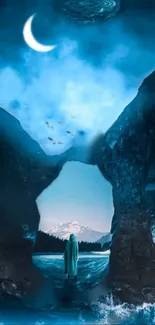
[0,107,74,307]
[89,70,155,304]
[2,67,155,306]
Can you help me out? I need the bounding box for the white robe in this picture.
[64,237,79,277]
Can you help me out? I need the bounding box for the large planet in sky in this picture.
[53,0,120,23]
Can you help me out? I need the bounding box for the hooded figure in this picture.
[64,234,79,279]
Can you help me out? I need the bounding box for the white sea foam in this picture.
[92,296,155,324]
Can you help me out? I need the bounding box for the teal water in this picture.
[0,254,155,324]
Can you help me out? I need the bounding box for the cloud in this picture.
[0,10,154,156]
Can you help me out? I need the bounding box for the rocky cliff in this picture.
[1,69,155,305]
[0,107,74,307]
[89,70,155,304]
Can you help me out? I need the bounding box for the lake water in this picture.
[0,253,155,324]
[33,252,109,292]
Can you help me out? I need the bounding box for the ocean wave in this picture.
[92,296,155,324]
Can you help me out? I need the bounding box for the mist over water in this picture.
[0,5,155,155]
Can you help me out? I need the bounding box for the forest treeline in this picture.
[33,231,103,253]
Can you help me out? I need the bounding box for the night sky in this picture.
[1,0,155,231]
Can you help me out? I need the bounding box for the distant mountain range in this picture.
[47,221,108,243]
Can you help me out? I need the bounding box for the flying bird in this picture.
[48,137,53,142]
[57,141,64,145]
[46,121,54,129]
[66,130,76,136]
[48,137,61,145]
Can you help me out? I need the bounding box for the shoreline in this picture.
[33,250,110,257]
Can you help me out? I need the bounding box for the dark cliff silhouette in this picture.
[0,107,75,307]
[89,70,155,304]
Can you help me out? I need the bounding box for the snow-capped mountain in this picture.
[47,221,106,243]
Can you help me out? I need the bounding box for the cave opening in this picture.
[37,161,113,243]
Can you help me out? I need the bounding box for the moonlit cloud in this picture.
[0,5,155,158]
[0,37,139,156]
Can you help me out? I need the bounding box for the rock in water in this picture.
[89,70,155,304]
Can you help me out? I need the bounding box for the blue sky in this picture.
[37,162,113,232]
[1,4,155,233]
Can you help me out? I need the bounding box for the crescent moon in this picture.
[23,14,57,52]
